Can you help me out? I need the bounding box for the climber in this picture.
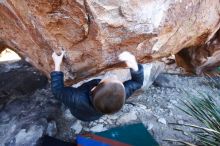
[50,50,144,121]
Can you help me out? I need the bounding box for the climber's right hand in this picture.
[52,50,65,71]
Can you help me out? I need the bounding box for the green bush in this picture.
[166,90,220,146]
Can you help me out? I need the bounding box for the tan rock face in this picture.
[176,30,220,74]
[1,0,220,84]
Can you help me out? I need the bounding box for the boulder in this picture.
[15,125,44,146]
[176,30,220,74]
[1,0,220,84]
[0,60,48,105]
[72,61,164,90]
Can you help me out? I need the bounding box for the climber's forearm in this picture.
[54,63,61,71]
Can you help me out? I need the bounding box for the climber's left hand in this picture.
[118,51,138,71]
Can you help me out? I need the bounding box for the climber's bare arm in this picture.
[52,50,65,71]
[119,51,144,98]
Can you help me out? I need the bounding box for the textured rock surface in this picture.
[1,0,220,83]
[46,121,57,137]
[1,60,220,146]
[15,125,44,146]
[72,61,164,91]
[0,60,48,106]
[176,30,220,74]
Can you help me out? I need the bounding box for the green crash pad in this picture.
[217,67,220,71]
[94,123,159,146]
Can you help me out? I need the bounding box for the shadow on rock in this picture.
[0,60,48,106]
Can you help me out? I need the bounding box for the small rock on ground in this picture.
[71,120,83,134]
[46,121,57,137]
[158,118,167,125]
[117,110,137,124]
[90,124,107,132]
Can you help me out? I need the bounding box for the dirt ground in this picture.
[0,60,219,146]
